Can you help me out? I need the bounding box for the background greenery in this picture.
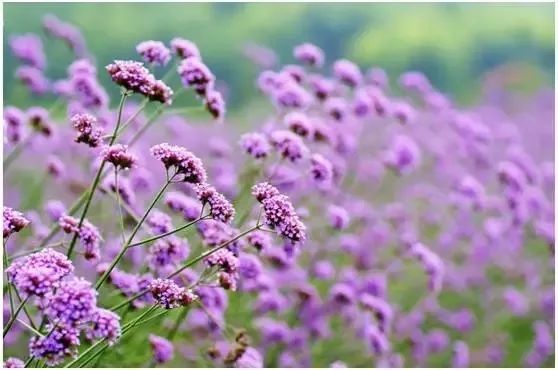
[3,2,555,112]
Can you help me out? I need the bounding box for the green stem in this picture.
[3,296,29,337]
[128,214,209,248]
[4,133,34,170]
[111,98,150,139]
[65,305,158,368]
[3,240,15,314]
[114,168,127,244]
[16,318,43,337]
[95,177,173,290]
[109,225,259,311]
[66,93,129,259]
[168,306,190,340]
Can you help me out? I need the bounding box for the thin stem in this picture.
[37,192,87,248]
[16,318,43,337]
[65,305,158,368]
[127,107,164,146]
[168,306,190,340]
[10,241,66,259]
[4,133,34,170]
[3,239,15,314]
[128,214,210,248]
[95,177,173,290]
[66,93,129,259]
[109,225,260,311]
[114,168,127,244]
[111,98,150,139]
[3,296,29,337]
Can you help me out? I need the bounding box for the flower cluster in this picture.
[194,183,235,224]
[58,215,102,260]
[148,278,198,309]
[71,113,104,147]
[3,206,30,238]
[253,182,306,244]
[150,143,207,183]
[106,60,173,104]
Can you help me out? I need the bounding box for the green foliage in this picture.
[3,3,554,110]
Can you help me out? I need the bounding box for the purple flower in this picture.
[29,324,80,366]
[247,230,273,251]
[324,97,349,122]
[6,248,74,292]
[46,155,65,178]
[310,153,334,184]
[391,100,415,125]
[252,182,280,203]
[70,73,109,109]
[149,278,182,309]
[4,106,26,144]
[205,249,239,274]
[329,282,356,306]
[366,67,389,88]
[327,205,350,230]
[71,113,104,147]
[178,57,215,96]
[204,89,226,120]
[42,14,87,56]
[41,277,97,326]
[85,308,121,346]
[383,135,421,175]
[293,43,324,67]
[284,111,313,138]
[148,237,189,272]
[270,130,308,162]
[149,334,174,364]
[9,33,46,69]
[101,175,136,206]
[272,79,312,109]
[136,40,171,66]
[106,60,173,104]
[101,144,137,170]
[27,107,52,136]
[3,206,30,238]
[399,71,432,94]
[58,215,102,260]
[164,191,202,221]
[333,59,362,87]
[308,74,336,101]
[452,341,470,367]
[3,358,25,368]
[147,209,173,234]
[150,143,207,183]
[44,200,67,222]
[240,132,271,159]
[16,66,49,95]
[170,38,200,59]
[194,183,235,224]
[234,347,264,368]
[366,324,390,355]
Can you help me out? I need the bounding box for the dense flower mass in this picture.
[150,143,207,183]
[106,60,173,104]
[2,12,554,369]
[3,206,30,238]
[85,308,122,345]
[136,40,171,66]
[194,183,235,223]
[71,113,104,147]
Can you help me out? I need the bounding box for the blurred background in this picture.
[3,2,554,114]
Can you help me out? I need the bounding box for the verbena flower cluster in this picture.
[3,15,554,369]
